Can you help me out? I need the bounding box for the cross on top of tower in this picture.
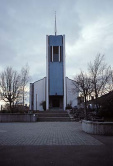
[55,11,57,36]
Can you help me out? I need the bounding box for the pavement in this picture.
[0,122,113,166]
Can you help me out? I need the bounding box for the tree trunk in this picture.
[23,86,24,106]
[9,101,12,113]
[94,83,99,113]
[95,91,99,113]
[84,95,87,120]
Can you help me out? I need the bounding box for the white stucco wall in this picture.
[66,77,78,108]
[30,77,78,111]
[46,35,49,110]
[33,77,46,111]
[63,35,66,110]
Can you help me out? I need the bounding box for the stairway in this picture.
[36,110,72,122]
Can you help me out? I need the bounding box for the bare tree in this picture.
[20,64,30,106]
[73,71,92,119]
[0,67,21,111]
[107,69,113,92]
[88,54,111,111]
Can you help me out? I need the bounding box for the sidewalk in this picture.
[0,122,112,166]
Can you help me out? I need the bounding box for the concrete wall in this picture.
[46,35,49,110]
[49,62,63,95]
[49,35,63,46]
[33,78,46,111]
[63,35,66,110]
[66,77,78,107]
[82,120,113,135]
[0,114,37,122]
[49,35,64,96]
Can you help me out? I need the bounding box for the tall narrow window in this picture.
[50,46,53,62]
[60,46,62,61]
[59,46,60,62]
[53,46,59,62]
[50,46,52,62]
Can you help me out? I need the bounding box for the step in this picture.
[36,113,69,117]
[35,110,71,122]
[36,111,66,113]
[37,117,71,122]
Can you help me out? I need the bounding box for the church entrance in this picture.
[49,96,63,109]
[52,98,59,107]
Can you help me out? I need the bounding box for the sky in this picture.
[0,0,113,83]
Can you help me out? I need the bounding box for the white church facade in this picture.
[29,33,78,111]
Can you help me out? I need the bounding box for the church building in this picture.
[29,18,78,111]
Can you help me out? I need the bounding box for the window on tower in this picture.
[53,46,59,62]
[53,46,59,54]
[50,46,52,62]
[50,46,62,62]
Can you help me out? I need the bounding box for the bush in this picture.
[98,108,113,118]
[66,104,72,109]
[1,104,29,113]
[40,101,46,111]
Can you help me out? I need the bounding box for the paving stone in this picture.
[0,122,103,145]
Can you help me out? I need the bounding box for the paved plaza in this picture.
[0,122,102,146]
[0,122,113,166]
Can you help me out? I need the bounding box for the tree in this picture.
[0,67,21,111]
[73,71,92,119]
[20,64,30,106]
[88,54,111,111]
[107,69,113,92]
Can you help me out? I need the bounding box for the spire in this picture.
[55,11,57,36]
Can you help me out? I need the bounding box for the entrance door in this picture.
[52,98,59,107]
[49,96,63,109]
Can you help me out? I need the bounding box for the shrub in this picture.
[66,104,72,109]
[40,101,46,111]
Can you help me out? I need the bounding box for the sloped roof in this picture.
[88,91,113,104]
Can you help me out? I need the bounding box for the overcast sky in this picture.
[0,0,113,82]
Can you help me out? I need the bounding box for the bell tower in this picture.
[46,34,66,110]
[46,13,66,110]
